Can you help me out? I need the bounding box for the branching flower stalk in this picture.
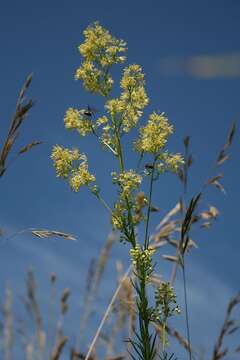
[51,22,184,359]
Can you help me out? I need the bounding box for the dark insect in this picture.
[145,163,154,169]
[84,105,96,117]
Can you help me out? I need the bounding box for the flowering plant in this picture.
[52,22,183,360]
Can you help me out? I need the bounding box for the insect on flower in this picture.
[84,105,97,117]
[145,163,155,169]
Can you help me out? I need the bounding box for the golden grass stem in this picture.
[85,266,132,360]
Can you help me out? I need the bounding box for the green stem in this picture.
[162,322,166,352]
[182,258,192,360]
[111,116,154,359]
[138,273,151,360]
[144,159,156,249]
[114,117,136,247]
[95,193,113,215]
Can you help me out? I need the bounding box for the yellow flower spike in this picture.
[135,112,174,154]
[120,65,149,132]
[79,22,126,65]
[111,200,126,230]
[75,22,127,96]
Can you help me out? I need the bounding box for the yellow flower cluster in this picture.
[75,62,113,96]
[135,112,174,154]
[130,244,156,268]
[79,22,126,66]
[69,162,96,192]
[157,152,184,173]
[104,65,148,133]
[111,200,125,230]
[120,65,149,132]
[75,22,127,96]
[64,108,93,136]
[155,282,181,318]
[51,145,80,178]
[112,170,142,198]
[105,98,125,116]
[51,145,95,191]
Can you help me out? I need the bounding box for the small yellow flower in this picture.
[130,244,156,268]
[105,99,125,116]
[156,152,184,174]
[79,22,126,66]
[112,170,142,198]
[51,145,80,178]
[163,152,184,173]
[96,116,108,127]
[120,65,149,132]
[75,22,127,96]
[64,108,93,136]
[111,200,125,230]
[51,145,95,192]
[69,162,96,192]
[135,112,173,154]
[75,61,103,94]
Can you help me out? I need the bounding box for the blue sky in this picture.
[0,0,240,358]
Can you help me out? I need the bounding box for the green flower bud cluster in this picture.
[154,282,180,321]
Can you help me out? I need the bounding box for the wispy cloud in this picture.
[158,52,240,79]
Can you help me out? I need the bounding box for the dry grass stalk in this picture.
[55,288,71,344]
[50,336,68,360]
[0,74,42,178]
[31,230,76,241]
[76,233,116,350]
[70,349,97,360]
[47,273,57,356]
[3,288,13,360]
[168,125,236,285]
[3,228,77,244]
[154,322,192,354]
[25,342,34,360]
[18,141,43,155]
[25,270,46,359]
[85,266,132,360]
[211,292,240,360]
[105,263,135,357]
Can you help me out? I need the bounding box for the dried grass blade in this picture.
[156,202,181,230]
[50,336,68,360]
[19,141,43,155]
[31,230,76,241]
[0,74,35,177]
[211,292,240,360]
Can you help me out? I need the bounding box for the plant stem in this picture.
[162,322,166,352]
[144,159,156,249]
[182,258,192,360]
[114,119,136,247]
[95,193,113,215]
